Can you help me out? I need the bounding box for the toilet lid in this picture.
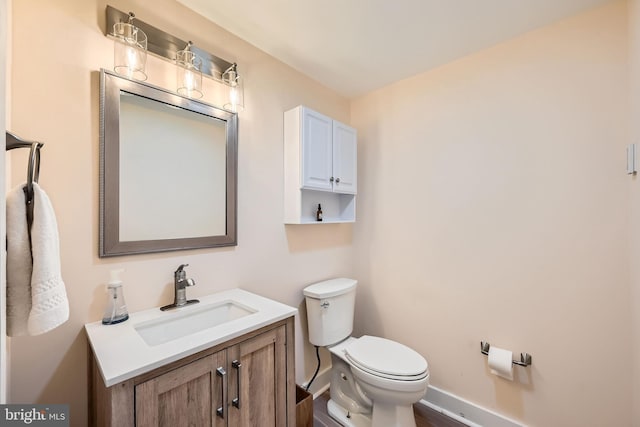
[345,336,428,378]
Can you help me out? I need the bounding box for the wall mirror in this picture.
[99,69,237,257]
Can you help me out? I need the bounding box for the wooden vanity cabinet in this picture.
[89,317,295,427]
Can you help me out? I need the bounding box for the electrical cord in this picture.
[305,345,321,392]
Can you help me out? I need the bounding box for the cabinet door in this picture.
[301,108,333,191]
[228,326,287,427]
[135,352,227,427]
[332,121,357,194]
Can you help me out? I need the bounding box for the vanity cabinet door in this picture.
[227,325,287,427]
[135,351,226,427]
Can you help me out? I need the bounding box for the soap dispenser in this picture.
[102,269,129,325]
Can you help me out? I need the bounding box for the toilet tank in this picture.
[303,278,357,346]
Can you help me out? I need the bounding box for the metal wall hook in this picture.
[480,341,532,367]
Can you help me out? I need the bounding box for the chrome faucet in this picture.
[160,264,199,311]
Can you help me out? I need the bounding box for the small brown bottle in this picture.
[316,204,323,221]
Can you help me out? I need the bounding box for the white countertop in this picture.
[85,288,297,387]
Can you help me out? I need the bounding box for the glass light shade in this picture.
[113,22,147,81]
[176,50,203,99]
[223,69,244,113]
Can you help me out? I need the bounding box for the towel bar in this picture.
[480,341,532,367]
[6,131,45,231]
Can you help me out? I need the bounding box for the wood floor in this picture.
[313,390,466,427]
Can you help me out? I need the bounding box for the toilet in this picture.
[303,278,429,427]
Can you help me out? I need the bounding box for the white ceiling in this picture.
[177,0,613,98]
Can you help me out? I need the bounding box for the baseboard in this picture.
[306,368,525,426]
[420,385,524,427]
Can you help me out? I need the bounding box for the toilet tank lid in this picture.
[303,278,357,299]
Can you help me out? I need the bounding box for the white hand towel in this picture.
[6,184,32,336]
[27,182,69,335]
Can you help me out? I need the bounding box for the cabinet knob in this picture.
[329,177,334,182]
[335,178,340,183]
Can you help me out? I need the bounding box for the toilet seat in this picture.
[345,336,428,381]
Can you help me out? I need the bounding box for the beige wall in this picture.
[629,0,640,425]
[7,0,353,424]
[351,2,632,426]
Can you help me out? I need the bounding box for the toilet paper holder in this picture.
[480,341,532,367]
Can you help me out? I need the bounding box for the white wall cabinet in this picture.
[284,106,357,224]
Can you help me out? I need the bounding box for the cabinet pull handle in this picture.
[216,367,227,419]
[232,360,242,409]
[329,177,334,182]
[335,177,340,183]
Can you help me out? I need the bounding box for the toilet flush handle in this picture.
[320,300,330,309]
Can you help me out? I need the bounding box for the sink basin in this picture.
[134,300,257,346]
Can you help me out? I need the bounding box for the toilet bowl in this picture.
[327,336,429,427]
[303,279,430,427]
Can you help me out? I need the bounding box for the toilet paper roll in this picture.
[488,346,514,381]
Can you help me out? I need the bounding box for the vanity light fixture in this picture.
[112,12,148,81]
[106,6,246,111]
[222,63,244,113]
[176,41,203,99]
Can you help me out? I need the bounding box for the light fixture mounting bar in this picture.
[105,5,233,80]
